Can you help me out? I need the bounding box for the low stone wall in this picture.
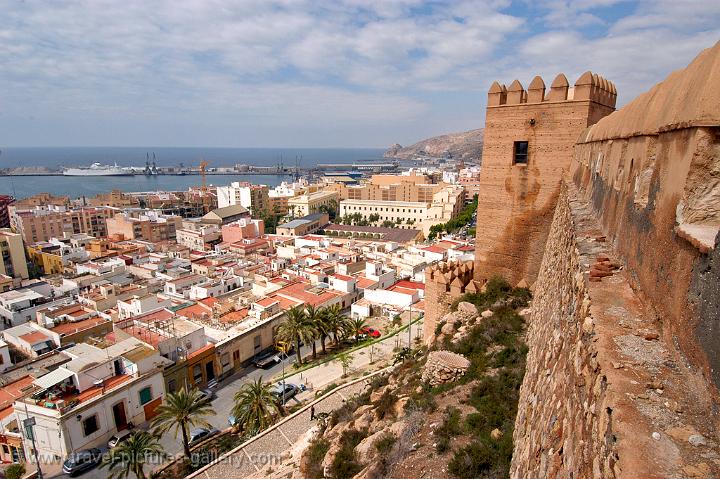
[421,350,470,386]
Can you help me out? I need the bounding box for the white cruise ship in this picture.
[62,162,133,176]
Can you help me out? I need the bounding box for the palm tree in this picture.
[323,304,349,347]
[305,304,323,359]
[101,431,164,479]
[151,386,215,460]
[276,305,315,364]
[231,377,281,434]
[349,317,368,343]
[316,307,332,355]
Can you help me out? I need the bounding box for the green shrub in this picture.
[373,389,397,419]
[448,433,513,479]
[369,373,389,390]
[451,275,531,312]
[329,429,368,479]
[5,464,25,479]
[305,437,331,479]
[405,383,437,413]
[374,432,397,456]
[435,406,463,453]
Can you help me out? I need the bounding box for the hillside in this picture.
[384,128,483,162]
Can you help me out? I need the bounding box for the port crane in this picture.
[199,159,211,214]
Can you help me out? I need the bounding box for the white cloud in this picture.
[0,0,717,147]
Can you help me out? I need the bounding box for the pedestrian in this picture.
[310,405,316,420]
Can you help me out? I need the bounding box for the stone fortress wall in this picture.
[424,41,720,477]
[513,42,720,478]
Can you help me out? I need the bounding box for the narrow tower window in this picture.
[513,141,529,164]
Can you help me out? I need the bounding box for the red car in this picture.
[360,327,381,338]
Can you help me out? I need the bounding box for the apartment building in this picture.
[329,173,439,202]
[0,229,29,280]
[11,206,112,243]
[12,193,69,210]
[266,179,321,216]
[26,237,90,275]
[217,182,270,216]
[106,211,182,242]
[220,218,265,243]
[86,189,140,208]
[287,190,338,217]
[0,195,14,228]
[11,207,74,243]
[176,224,222,251]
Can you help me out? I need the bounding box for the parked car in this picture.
[62,448,102,476]
[359,327,381,339]
[189,427,220,446]
[107,429,134,449]
[271,382,300,403]
[227,414,238,427]
[252,350,281,369]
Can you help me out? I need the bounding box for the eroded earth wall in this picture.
[572,40,720,387]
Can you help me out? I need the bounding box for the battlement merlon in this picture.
[488,72,617,108]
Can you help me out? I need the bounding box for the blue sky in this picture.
[1,0,718,148]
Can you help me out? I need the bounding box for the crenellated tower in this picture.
[474,71,616,286]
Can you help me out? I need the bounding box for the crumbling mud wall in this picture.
[512,42,720,479]
[422,260,481,343]
[572,41,720,387]
[512,182,720,478]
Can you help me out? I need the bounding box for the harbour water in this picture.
[0,147,384,169]
[0,174,293,199]
[0,147,385,198]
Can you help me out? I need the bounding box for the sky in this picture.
[1,0,718,148]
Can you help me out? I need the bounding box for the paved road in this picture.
[39,316,423,479]
[40,343,316,479]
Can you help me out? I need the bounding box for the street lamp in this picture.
[280,349,287,406]
[22,417,43,479]
[406,298,415,349]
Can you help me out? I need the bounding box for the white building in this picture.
[0,282,71,328]
[176,225,221,251]
[14,339,170,461]
[2,322,58,356]
[0,338,12,372]
[117,294,172,320]
[189,276,244,300]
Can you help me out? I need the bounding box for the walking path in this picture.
[186,369,387,479]
[187,315,423,479]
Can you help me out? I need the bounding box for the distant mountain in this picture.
[384,128,483,162]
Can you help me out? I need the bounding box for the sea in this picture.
[0,147,385,199]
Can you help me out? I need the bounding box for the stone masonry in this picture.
[422,259,481,344]
[511,182,719,478]
[421,350,470,386]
